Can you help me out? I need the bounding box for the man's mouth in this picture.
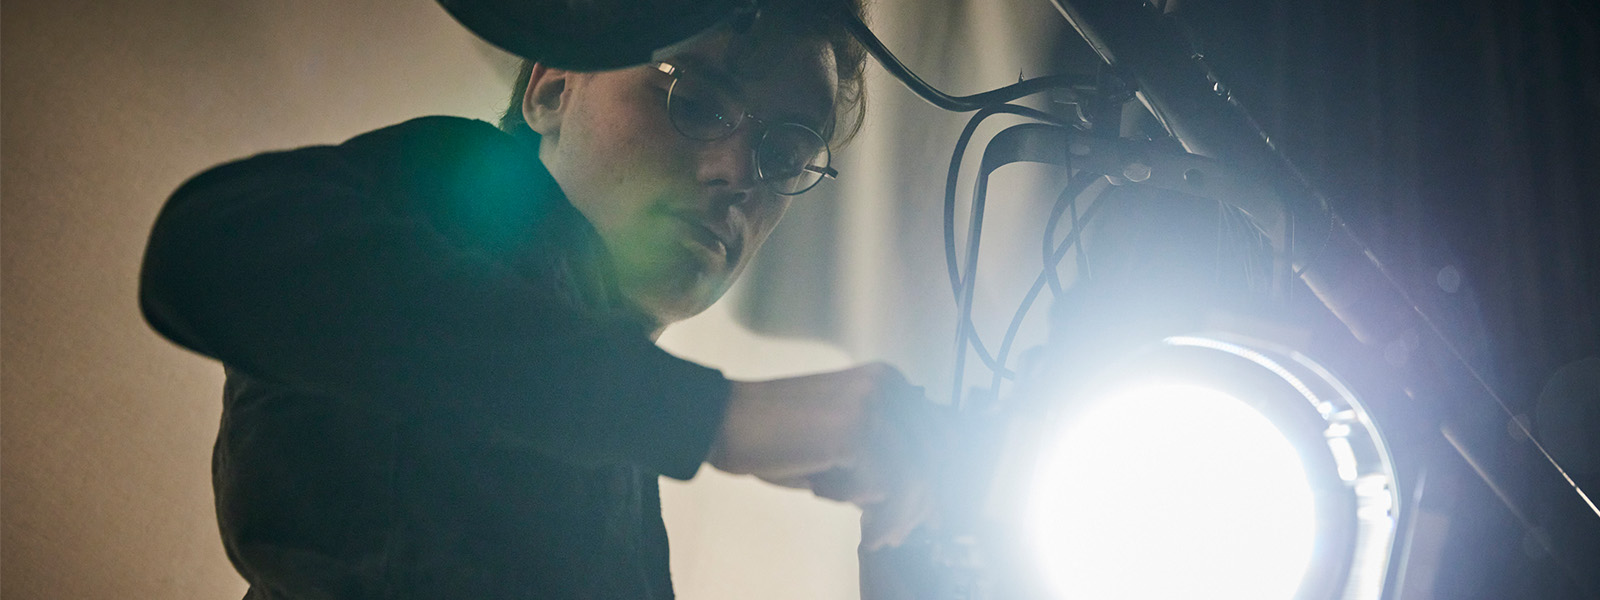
[672,214,737,265]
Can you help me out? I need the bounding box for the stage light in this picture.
[1028,383,1317,600]
[1010,334,1399,600]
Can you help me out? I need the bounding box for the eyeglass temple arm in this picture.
[806,165,840,179]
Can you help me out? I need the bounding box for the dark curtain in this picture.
[1123,0,1600,597]
[1187,0,1598,409]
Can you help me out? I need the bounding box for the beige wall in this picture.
[2,1,516,597]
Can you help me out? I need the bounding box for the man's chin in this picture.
[624,268,731,327]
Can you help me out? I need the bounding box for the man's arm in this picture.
[139,117,728,480]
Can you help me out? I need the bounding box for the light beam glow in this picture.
[1028,383,1318,600]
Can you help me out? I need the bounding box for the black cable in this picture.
[941,105,1073,389]
[950,135,1087,406]
[989,176,1107,398]
[1042,173,1100,296]
[949,164,998,406]
[829,0,1105,405]
[945,105,1074,298]
[838,9,1093,112]
[1071,186,1092,279]
[950,121,1090,407]
[836,0,1097,405]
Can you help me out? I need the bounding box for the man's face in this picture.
[525,31,839,328]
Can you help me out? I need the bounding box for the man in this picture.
[139,1,931,598]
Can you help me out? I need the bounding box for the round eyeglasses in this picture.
[653,62,839,196]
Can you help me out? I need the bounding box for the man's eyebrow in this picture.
[670,55,743,95]
[766,84,834,133]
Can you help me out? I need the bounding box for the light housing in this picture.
[995,333,1400,600]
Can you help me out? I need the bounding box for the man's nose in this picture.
[695,125,761,197]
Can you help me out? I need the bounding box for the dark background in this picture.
[1164,0,1598,596]
[1184,0,1597,405]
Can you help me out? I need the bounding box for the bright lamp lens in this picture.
[1028,384,1318,600]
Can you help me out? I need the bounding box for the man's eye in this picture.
[675,95,724,125]
[760,148,804,179]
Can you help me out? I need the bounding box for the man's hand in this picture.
[708,363,937,550]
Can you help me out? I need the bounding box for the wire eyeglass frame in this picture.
[652,61,839,196]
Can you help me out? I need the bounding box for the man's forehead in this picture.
[666,33,838,122]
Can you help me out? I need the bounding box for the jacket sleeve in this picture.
[138,117,729,480]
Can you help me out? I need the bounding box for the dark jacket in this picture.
[139,116,732,599]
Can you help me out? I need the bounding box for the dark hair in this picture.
[497,0,870,148]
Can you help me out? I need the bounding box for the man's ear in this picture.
[522,64,573,138]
